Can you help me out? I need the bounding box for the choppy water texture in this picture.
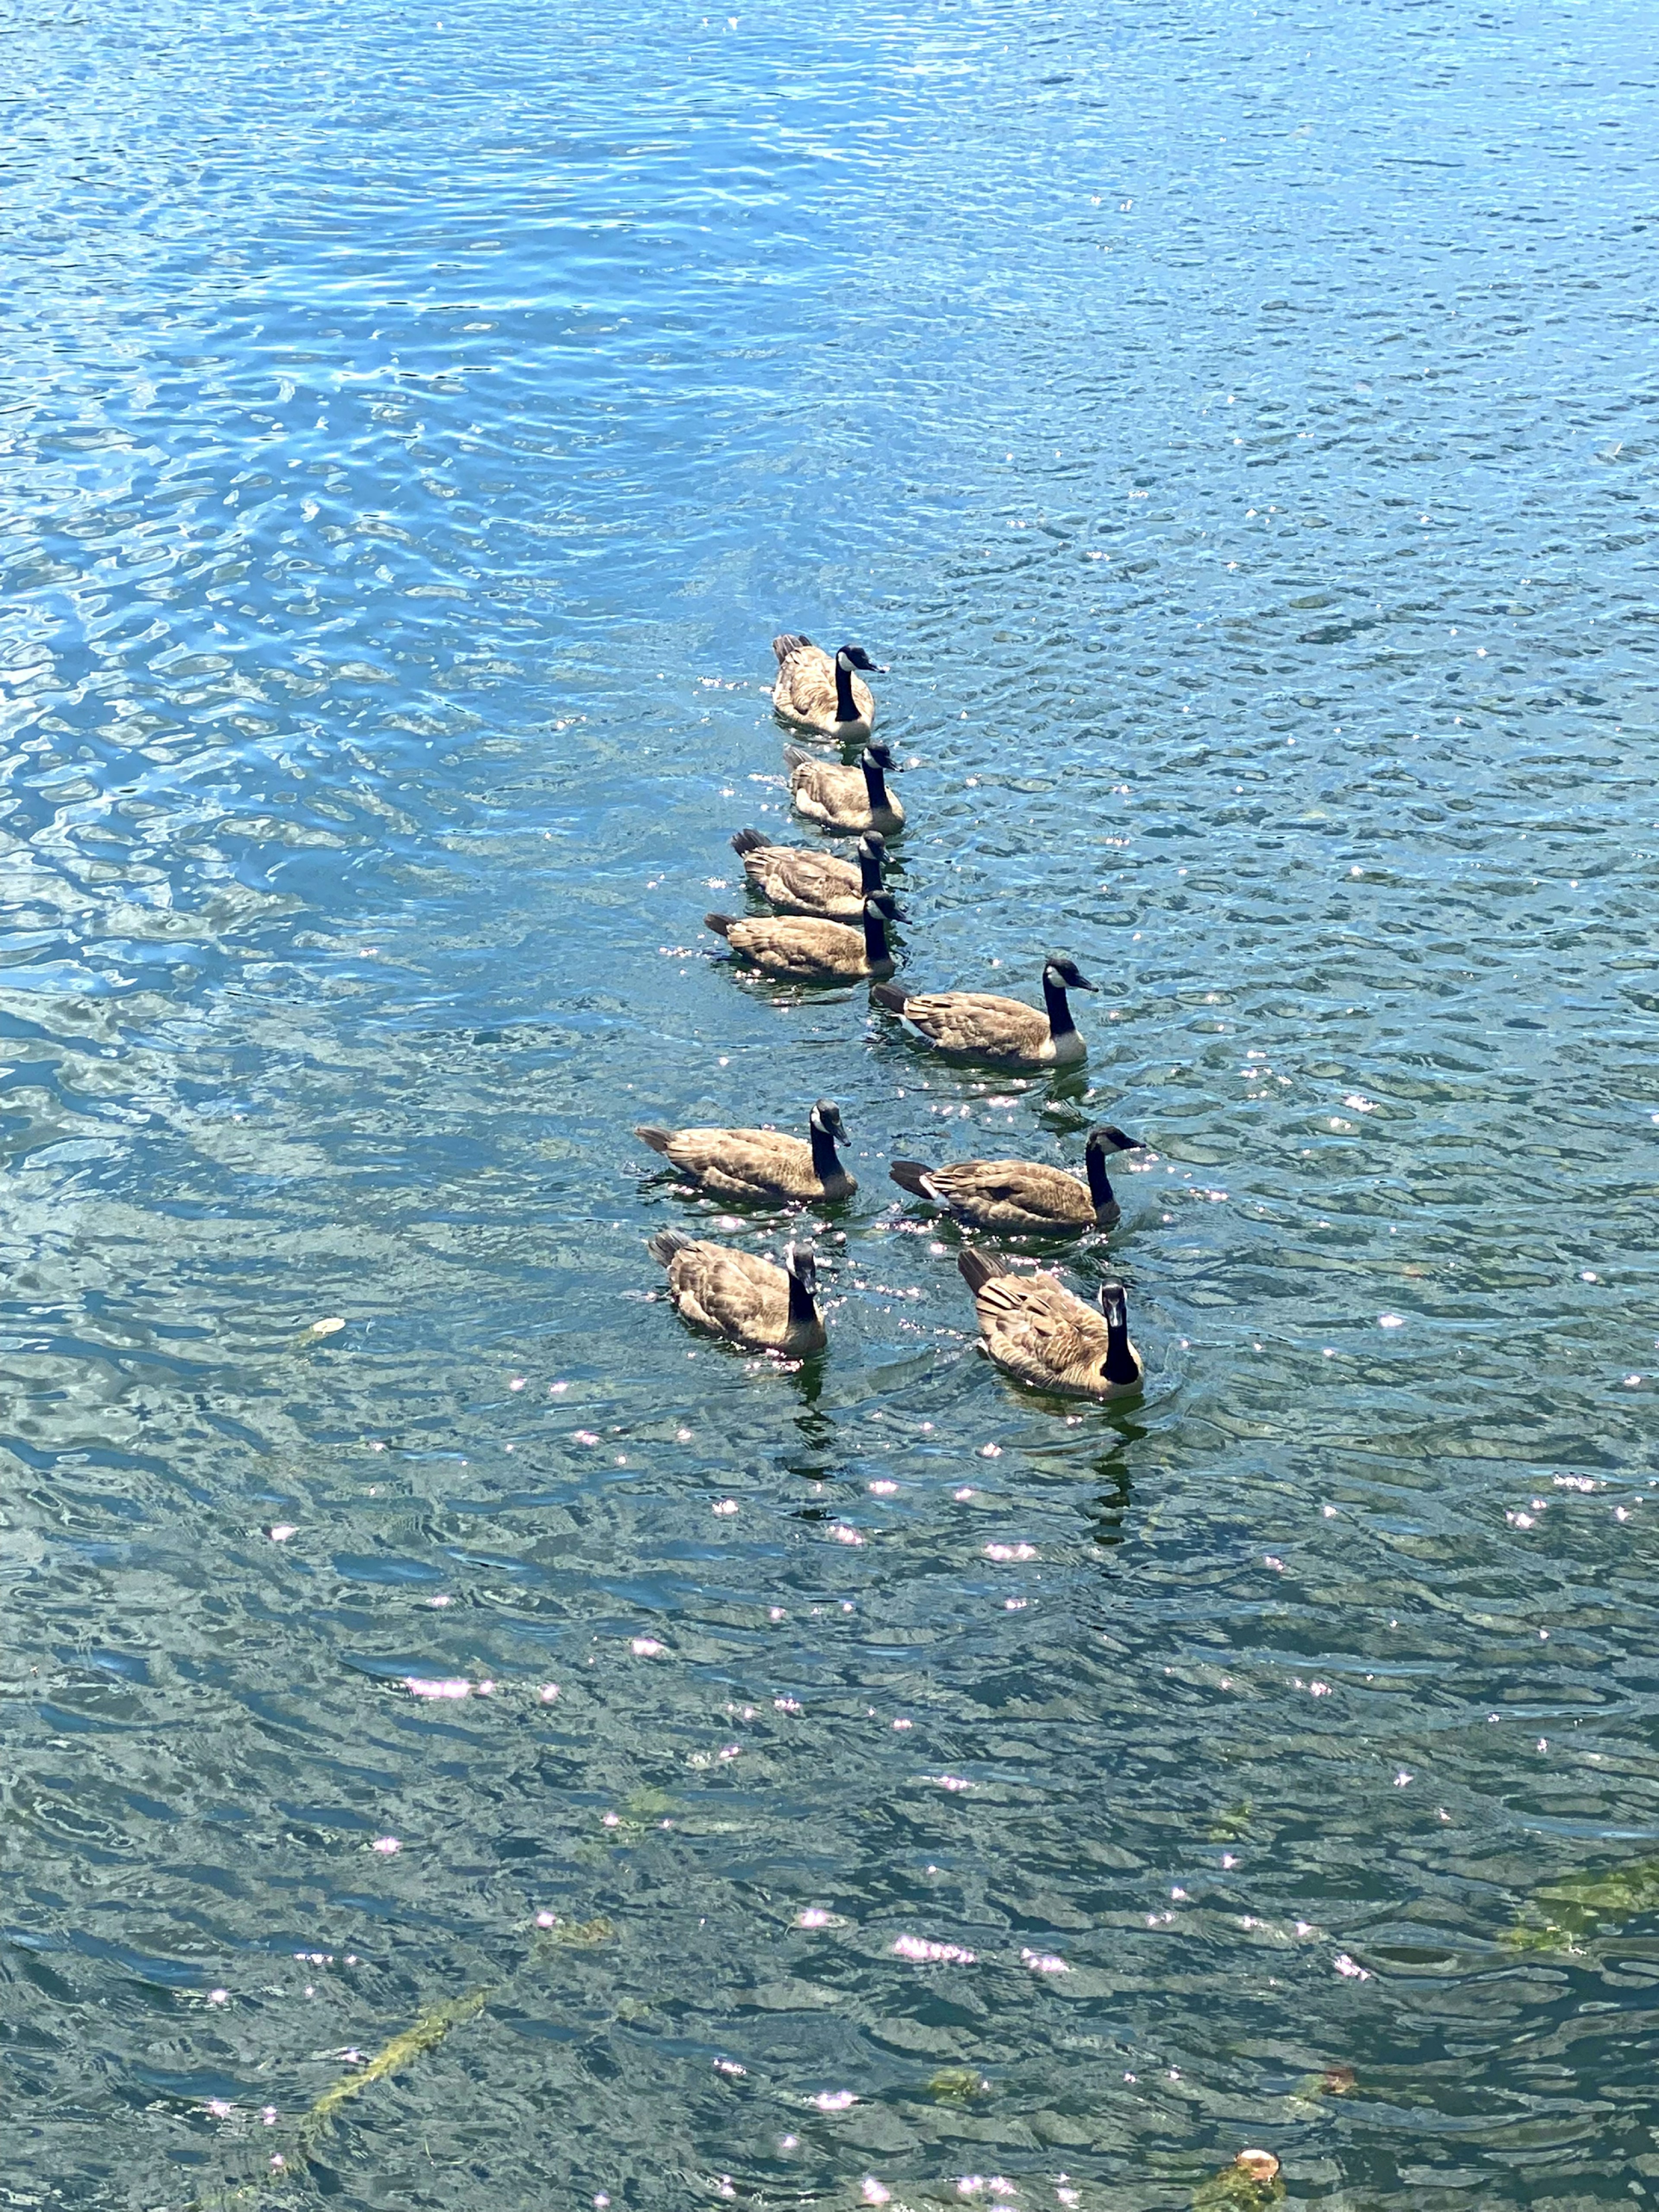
[3,0,1657,2203]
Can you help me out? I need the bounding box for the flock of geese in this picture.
[638,634,1146,1404]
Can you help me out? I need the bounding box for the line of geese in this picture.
[640,634,1146,1405]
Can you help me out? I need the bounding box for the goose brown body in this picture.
[890,1125,1138,1232]
[872,957,1096,1068]
[786,743,904,836]
[730,828,884,919]
[649,1229,826,1355]
[635,1101,855,1204]
[957,1248,1144,1400]
[705,893,900,982]
[771,633,877,739]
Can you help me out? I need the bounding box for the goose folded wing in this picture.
[670,1128,809,1192]
[676,1246,785,1337]
[902,992,1050,1054]
[977,1275,1108,1385]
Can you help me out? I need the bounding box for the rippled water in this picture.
[4,0,1658,2204]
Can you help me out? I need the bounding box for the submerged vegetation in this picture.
[184,1917,614,2209]
[1505,1853,1659,1953]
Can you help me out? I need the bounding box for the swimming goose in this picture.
[705,891,902,982]
[890,1125,1141,1233]
[649,1229,826,1355]
[786,741,905,836]
[771,634,880,741]
[957,1247,1144,1400]
[635,1098,856,1204]
[872,956,1096,1067]
[730,828,886,919]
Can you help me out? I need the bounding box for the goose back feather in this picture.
[771,633,877,738]
[635,1101,855,1203]
[649,1228,826,1355]
[957,1248,1143,1399]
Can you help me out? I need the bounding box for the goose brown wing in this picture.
[896,991,1050,1057]
[932,1160,1093,1229]
[751,846,863,914]
[668,1242,790,1343]
[727,917,866,975]
[776,645,836,723]
[662,1127,815,1198]
[974,1272,1109,1390]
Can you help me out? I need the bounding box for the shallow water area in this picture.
[3,0,1658,2205]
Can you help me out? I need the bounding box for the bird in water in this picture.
[872,955,1096,1068]
[730,827,886,918]
[770,633,881,741]
[634,1099,856,1204]
[890,1124,1141,1232]
[957,1247,1144,1399]
[785,741,904,837]
[705,891,903,982]
[648,1230,826,1356]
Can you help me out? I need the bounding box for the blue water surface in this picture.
[3,0,1659,2204]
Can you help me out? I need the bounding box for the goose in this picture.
[957,1247,1144,1400]
[890,1125,1141,1233]
[634,1098,856,1204]
[770,633,880,741]
[786,741,904,837]
[649,1229,826,1355]
[872,955,1096,1067]
[705,891,903,982]
[730,828,886,919]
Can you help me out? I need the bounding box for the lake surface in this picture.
[4,0,1657,2204]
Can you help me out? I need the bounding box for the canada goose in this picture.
[705,891,903,982]
[771,633,881,741]
[872,955,1096,1067]
[786,741,904,837]
[649,1228,826,1355]
[957,1247,1144,1400]
[730,828,886,919]
[635,1098,856,1204]
[890,1125,1141,1233]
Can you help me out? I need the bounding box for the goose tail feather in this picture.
[783,744,812,772]
[704,912,736,938]
[648,1227,696,1267]
[957,1246,1007,1294]
[871,982,909,1015]
[888,1160,935,1199]
[730,827,769,855]
[772,632,813,663]
[635,1124,674,1155]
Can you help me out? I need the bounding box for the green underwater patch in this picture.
[1504,1853,1659,1953]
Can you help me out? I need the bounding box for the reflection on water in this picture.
[5,0,1659,2203]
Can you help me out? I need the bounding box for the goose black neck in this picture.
[809,1119,842,1181]
[858,846,883,894]
[861,755,890,809]
[834,658,858,724]
[1102,1313,1138,1386]
[1084,1141,1116,1211]
[787,1268,818,1329]
[862,904,891,964]
[1042,968,1077,1038]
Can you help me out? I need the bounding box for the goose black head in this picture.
[809,1099,849,1146]
[865,890,907,924]
[836,644,881,672]
[864,740,900,772]
[785,1243,819,1296]
[858,831,887,859]
[1086,1123,1140,1155]
[1044,954,1096,993]
[1099,1281,1129,1330]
